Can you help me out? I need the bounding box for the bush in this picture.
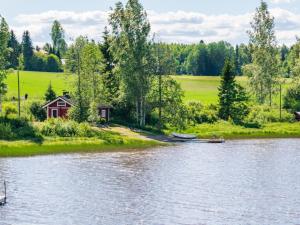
[0,117,41,140]
[0,123,14,139]
[3,103,17,117]
[30,102,47,121]
[187,102,219,125]
[284,84,300,112]
[244,106,294,128]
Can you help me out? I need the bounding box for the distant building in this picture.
[42,93,112,122]
[42,96,73,119]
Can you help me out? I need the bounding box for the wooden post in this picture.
[17,70,21,118]
[279,84,282,120]
[4,180,6,204]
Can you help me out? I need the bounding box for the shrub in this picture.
[284,84,300,112]
[187,102,218,125]
[0,123,14,140]
[30,102,47,121]
[244,106,294,128]
[0,117,41,140]
[3,103,17,117]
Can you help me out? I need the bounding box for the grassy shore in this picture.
[180,122,300,139]
[0,136,163,158]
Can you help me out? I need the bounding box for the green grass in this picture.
[173,75,247,104]
[0,137,163,157]
[6,71,70,100]
[181,122,300,139]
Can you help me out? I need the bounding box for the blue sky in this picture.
[2,0,300,45]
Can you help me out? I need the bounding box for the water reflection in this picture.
[1,139,300,225]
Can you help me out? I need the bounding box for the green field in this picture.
[5,71,289,105]
[5,71,72,101]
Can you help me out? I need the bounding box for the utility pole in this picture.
[17,70,21,118]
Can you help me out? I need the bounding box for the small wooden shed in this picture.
[42,96,74,119]
[98,105,112,122]
[295,112,300,121]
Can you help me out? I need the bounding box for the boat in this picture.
[171,133,197,142]
[207,138,225,143]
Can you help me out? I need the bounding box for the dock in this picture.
[0,181,6,205]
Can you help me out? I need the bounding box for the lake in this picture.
[1,139,300,225]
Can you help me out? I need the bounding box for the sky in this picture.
[1,0,300,46]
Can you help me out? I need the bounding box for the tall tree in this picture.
[21,31,34,71]
[100,27,120,105]
[218,60,237,120]
[7,30,21,69]
[109,0,155,127]
[51,20,67,58]
[0,17,10,113]
[65,36,90,122]
[247,1,279,105]
[219,60,249,123]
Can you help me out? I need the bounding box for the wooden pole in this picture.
[4,180,6,204]
[279,84,282,120]
[17,70,21,118]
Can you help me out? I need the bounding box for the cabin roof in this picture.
[42,96,74,108]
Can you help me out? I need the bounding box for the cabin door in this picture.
[52,109,58,118]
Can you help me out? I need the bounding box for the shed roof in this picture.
[42,96,74,108]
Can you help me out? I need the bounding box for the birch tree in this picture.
[109,0,154,127]
[0,17,10,114]
[247,1,279,105]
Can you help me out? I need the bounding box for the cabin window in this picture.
[57,100,66,107]
[101,109,107,118]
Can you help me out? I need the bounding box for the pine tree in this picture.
[218,60,237,120]
[8,30,21,69]
[21,31,34,71]
[44,82,57,101]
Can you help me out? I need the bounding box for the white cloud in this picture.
[270,0,295,4]
[10,8,300,47]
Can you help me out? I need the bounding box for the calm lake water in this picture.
[1,139,300,225]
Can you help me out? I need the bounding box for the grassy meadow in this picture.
[5,71,72,101]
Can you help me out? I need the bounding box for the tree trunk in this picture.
[158,73,162,130]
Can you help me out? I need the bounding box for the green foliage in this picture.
[0,117,41,140]
[21,31,34,71]
[8,30,21,69]
[44,82,57,101]
[109,0,154,127]
[51,20,67,57]
[100,27,120,105]
[284,84,300,112]
[219,60,249,124]
[187,102,218,124]
[30,102,47,121]
[3,103,17,117]
[45,54,62,72]
[247,1,279,105]
[245,106,293,128]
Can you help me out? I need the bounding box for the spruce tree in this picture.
[45,82,57,101]
[21,31,34,71]
[100,27,119,105]
[219,60,237,120]
[8,30,21,69]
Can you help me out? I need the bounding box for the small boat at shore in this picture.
[171,133,197,142]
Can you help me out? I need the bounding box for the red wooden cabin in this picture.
[42,96,73,119]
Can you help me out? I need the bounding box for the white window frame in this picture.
[57,100,66,107]
[52,109,58,118]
